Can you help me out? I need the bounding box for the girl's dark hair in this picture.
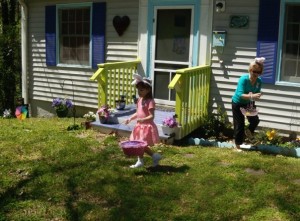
[136,82,153,99]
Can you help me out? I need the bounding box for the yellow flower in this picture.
[266,129,276,141]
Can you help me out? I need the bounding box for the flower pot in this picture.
[85,121,92,129]
[99,116,108,124]
[56,108,68,118]
[115,100,126,110]
[161,126,175,136]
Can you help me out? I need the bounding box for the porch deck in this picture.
[90,104,177,144]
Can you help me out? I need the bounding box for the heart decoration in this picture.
[113,15,130,36]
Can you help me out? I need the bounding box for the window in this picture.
[45,3,106,69]
[59,7,90,66]
[280,4,300,83]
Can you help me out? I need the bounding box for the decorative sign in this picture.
[212,31,226,47]
[230,15,249,28]
[113,16,130,36]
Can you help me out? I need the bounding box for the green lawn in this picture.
[0,118,299,221]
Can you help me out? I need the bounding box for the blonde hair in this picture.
[248,57,265,73]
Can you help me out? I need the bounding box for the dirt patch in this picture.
[218,161,232,167]
[292,179,300,185]
[245,168,265,176]
[184,153,195,158]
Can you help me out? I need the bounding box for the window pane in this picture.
[83,22,90,34]
[62,10,68,22]
[69,9,76,21]
[154,72,170,100]
[76,9,82,21]
[287,6,300,23]
[286,24,299,41]
[155,9,191,62]
[285,43,298,59]
[69,22,75,34]
[59,7,90,66]
[283,60,296,76]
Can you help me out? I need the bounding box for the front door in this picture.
[152,7,194,105]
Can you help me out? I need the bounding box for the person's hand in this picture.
[124,119,130,125]
[137,118,144,123]
[253,93,262,100]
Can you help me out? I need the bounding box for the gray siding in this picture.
[211,0,300,133]
[27,0,139,116]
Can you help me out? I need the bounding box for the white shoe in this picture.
[240,144,252,149]
[152,153,162,167]
[130,159,144,168]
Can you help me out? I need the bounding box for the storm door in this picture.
[152,7,193,105]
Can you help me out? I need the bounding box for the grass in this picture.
[0,118,300,221]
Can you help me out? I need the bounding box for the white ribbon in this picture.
[255,57,266,64]
[131,73,152,87]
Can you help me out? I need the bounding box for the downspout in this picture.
[18,0,28,104]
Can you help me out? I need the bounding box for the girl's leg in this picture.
[232,102,245,148]
[130,156,144,168]
[144,146,162,167]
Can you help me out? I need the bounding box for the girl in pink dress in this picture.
[125,74,162,168]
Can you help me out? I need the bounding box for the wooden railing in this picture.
[169,65,211,138]
[90,59,141,108]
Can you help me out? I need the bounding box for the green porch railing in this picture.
[169,65,211,139]
[90,59,141,108]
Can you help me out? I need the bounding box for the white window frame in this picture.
[56,3,92,68]
[277,0,300,87]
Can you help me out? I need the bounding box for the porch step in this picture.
[90,104,176,144]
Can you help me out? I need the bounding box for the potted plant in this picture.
[83,111,96,122]
[52,97,73,117]
[115,95,126,110]
[83,111,96,129]
[161,115,178,135]
[97,104,113,124]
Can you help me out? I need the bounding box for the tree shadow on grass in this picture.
[134,164,190,176]
[0,172,36,209]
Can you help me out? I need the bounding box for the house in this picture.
[18,0,300,138]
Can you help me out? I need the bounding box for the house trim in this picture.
[145,0,200,77]
[276,0,300,87]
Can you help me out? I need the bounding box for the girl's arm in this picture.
[137,108,155,123]
[125,112,137,124]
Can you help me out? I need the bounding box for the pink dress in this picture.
[130,98,160,146]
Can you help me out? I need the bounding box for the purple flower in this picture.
[65,99,73,108]
[52,98,62,107]
[52,97,73,111]
[97,105,112,119]
[162,116,178,128]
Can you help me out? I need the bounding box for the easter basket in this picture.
[119,140,147,156]
[240,101,258,116]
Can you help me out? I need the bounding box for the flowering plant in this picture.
[83,111,96,122]
[52,97,73,111]
[3,109,12,118]
[255,128,282,145]
[162,116,178,128]
[97,104,113,119]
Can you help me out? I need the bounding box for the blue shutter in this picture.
[257,0,280,84]
[92,2,106,69]
[45,5,56,66]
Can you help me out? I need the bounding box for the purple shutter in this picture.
[257,0,280,84]
[45,5,56,66]
[92,2,106,69]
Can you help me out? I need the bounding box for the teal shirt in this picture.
[232,74,262,104]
